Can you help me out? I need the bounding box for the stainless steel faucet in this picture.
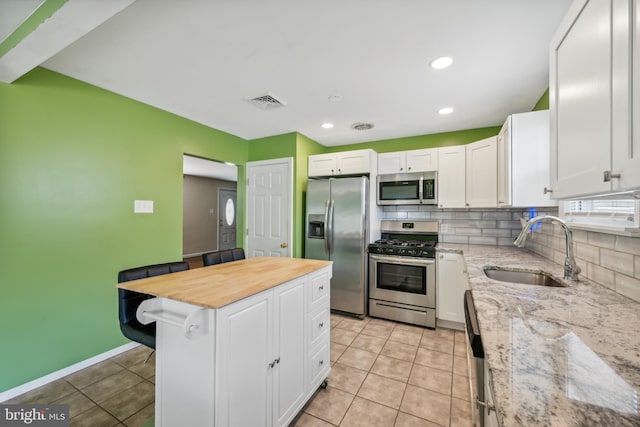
[514,215,581,281]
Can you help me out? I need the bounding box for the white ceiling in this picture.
[5,0,572,147]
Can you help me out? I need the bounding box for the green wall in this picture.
[0,68,248,392]
[533,89,550,111]
[326,126,501,154]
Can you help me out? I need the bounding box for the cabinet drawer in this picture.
[309,270,330,312]
[309,307,329,348]
[309,342,330,389]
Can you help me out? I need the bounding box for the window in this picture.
[561,194,640,232]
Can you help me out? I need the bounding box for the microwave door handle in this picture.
[419,176,424,204]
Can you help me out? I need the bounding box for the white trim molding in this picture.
[0,342,140,403]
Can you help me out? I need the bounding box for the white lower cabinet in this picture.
[153,266,332,427]
[437,252,468,327]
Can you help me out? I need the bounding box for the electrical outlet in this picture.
[440,223,450,234]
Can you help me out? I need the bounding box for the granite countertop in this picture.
[438,244,640,427]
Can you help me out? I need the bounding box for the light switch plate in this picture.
[134,200,154,213]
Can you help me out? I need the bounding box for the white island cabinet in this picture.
[117,257,332,427]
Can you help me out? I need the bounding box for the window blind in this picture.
[562,198,639,228]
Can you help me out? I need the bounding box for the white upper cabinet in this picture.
[437,145,466,208]
[498,110,557,207]
[466,136,498,208]
[308,149,376,177]
[378,148,438,174]
[550,0,640,199]
[407,148,438,172]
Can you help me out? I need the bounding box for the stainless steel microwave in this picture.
[377,171,437,205]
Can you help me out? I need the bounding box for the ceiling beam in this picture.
[0,0,136,83]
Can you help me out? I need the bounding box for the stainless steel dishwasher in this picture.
[464,290,485,427]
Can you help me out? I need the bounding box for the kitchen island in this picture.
[438,244,640,427]
[117,257,332,427]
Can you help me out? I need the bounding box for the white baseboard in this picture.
[0,342,140,403]
[436,318,464,331]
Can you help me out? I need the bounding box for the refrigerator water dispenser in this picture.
[307,214,325,239]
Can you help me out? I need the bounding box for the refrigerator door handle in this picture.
[324,199,331,255]
[327,199,335,256]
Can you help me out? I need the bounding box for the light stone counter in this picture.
[438,244,640,427]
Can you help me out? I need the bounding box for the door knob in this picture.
[280,243,288,248]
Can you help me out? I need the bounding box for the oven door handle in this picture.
[369,254,435,266]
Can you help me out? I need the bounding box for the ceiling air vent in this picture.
[246,92,287,110]
[352,122,374,131]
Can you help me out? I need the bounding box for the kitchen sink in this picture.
[483,267,566,287]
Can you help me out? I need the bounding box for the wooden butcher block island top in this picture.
[117,256,332,308]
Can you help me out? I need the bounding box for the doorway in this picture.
[183,155,237,263]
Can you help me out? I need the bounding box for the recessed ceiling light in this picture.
[430,56,453,70]
[321,123,334,129]
[438,107,454,115]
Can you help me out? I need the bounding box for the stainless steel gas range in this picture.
[368,220,438,328]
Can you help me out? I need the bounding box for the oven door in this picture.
[369,254,435,308]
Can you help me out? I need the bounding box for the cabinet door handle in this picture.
[400,167,404,171]
[268,357,281,368]
[408,166,411,171]
[543,187,553,194]
[603,171,621,182]
[319,285,324,291]
[319,322,324,328]
[319,359,324,366]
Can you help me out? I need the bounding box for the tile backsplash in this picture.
[382,205,531,246]
[384,205,640,302]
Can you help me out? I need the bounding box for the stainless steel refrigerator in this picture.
[305,176,369,317]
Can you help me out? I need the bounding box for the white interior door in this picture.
[246,158,293,258]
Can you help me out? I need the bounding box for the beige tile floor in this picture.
[4,345,155,427]
[292,314,472,427]
[4,314,472,427]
